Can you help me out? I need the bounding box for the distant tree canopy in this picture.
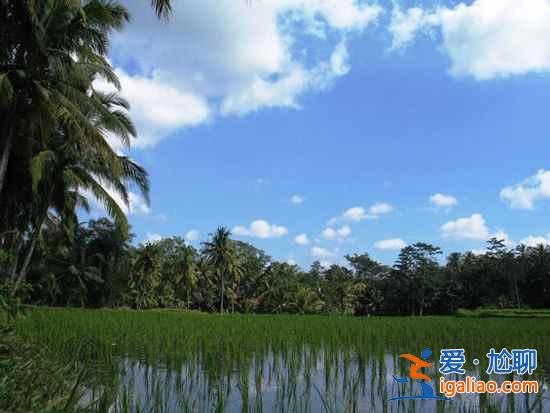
[5,218,549,315]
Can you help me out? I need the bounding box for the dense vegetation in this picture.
[4,217,549,316]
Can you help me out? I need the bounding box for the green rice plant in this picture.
[8,308,550,412]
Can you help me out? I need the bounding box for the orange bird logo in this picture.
[400,353,433,381]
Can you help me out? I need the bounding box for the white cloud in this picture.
[109,0,381,146]
[492,229,514,247]
[233,219,288,239]
[368,202,393,215]
[94,69,209,148]
[500,170,550,210]
[389,0,550,80]
[519,234,550,247]
[126,192,151,216]
[440,213,490,241]
[374,238,407,251]
[144,233,163,244]
[321,225,351,242]
[430,193,458,210]
[294,233,310,245]
[287,258,297,265]
[389,6,436,50]
[342,206,368,222]
[185,229,200,243]
[290,195,305,204]
[311,245,335,258]
[334,202,394,224]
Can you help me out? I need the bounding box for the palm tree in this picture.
[12,86,148,291]
[130,243,161,309]
[202,227,241,313]
[178,247,198,309]
[0,1,129,199]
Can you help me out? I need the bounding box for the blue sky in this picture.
[91,0,550,267]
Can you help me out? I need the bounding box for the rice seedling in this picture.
[9,308,550,412]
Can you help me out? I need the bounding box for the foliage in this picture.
[9,219,550,317]
[0,0,149,295]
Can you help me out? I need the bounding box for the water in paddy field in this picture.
[82,349,549,412]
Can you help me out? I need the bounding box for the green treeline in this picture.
[4,218,549,315]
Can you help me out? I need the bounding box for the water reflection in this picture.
[84,349,549,412]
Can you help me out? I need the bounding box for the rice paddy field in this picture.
[10,308,550,412]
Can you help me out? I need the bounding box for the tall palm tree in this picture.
[0,0,129,199]
[202,227,241,313]
[178,247,198,309]
[12,86,148,291]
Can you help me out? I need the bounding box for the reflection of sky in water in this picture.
[92,349,549,412]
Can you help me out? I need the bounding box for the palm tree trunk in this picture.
[232,281,235,313]
[14,200,50,291]
[0,115,15,198]
[14,224,39,291]
[9,233,22,279]
[220,272,224,313]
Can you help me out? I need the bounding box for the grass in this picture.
[456,308,550,318]
[6,307,550,412]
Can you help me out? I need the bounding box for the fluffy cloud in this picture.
[374,238,407,251]
[94,69,209,149]
[430,193,458,210]
[389,0,550,80]
[519,234,550,247]
[368,202,393,215]
[342,206,368,222]
[290,195,305,204]
[389,6,436,50]
[321,225,351,242]
[294,233,310,245]
[185,230,200,242]
[334,202,393,223]
[500,170,550,209]
[311,245,335,258]
[440,213,490,241]
[126,192,151,216]
[233,219,288,239]
[108,0,381,147]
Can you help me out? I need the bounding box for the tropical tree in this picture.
[0,0,129,200]
[129,243,161,309]
[393,243,442,316]
[202,227,242,313]
[177,246,198,309]
[12,91,148,292]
